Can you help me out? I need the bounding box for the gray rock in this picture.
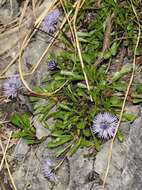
[119,117,142,190]
[93,116,142,190]
[67,148,94,190]
[32,116,50,139]
[11,138,97,190]
[94,139,127,190]
[12,139,70,190]
[12,140,53,190]
[124,105,140,116]
[11,116,142,190]
[123,57,129,65]
[12,138,29,159]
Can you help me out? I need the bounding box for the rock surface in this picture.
[94,139,127,190]
[12,139,95,190]
[11,115,142,190]
[118,117,142,190]
[93,116,142,190]
[67,149,95,190]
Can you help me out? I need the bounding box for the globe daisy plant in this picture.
[91,112,118,139]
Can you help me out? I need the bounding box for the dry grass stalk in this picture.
[18,1,78,98]
[0,132,17,190]
[73,0,93,101]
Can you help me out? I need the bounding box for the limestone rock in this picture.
[12,138,29,159]
[67,148,95,190]
[94,116,142,190]
[94,139,127,190]
[119,117,142,190]
[32,116,50,140]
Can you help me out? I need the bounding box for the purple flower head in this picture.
[91,112,118,139]
[41,9,60,33]
[42,158,57,183]
[3,76,22,98]
[48,60,57,70]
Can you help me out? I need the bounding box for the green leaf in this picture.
[11,113,40,144]
[122,113,136,122]
[132,99,142,104]
[77,82,87,89]
[80,138,94,147]
[110,42,118,56]
[101,42,118,60]
[55,144,72,157]
[116,129,124,142]
[47,135,73,148]
[101,50,111,59]
[22,114,30,128]
[67,138,82,157]
[77,121,85,129]
[112,82,127,91]
[131,92,142,99]
[27,139,42,145]
[109,96,122,108]
[10,113,23,128]
[65,85,78,102]
[60,70,84,80]
[58,103,72,111]
[51,111,70,121]
[34,100,56,115]
[60,70,74,76]
[112,64,132,81]
[92,135,101,151]
[77,31,92,37]
[136,84,142,94]
[83,129,91,137]
[50,130,65,137]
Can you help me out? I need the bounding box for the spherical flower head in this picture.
[41,9,60,33]
[3,76,22,98]
[91,112,118,139]
[42,158,57,183]
[48,60,57,70]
